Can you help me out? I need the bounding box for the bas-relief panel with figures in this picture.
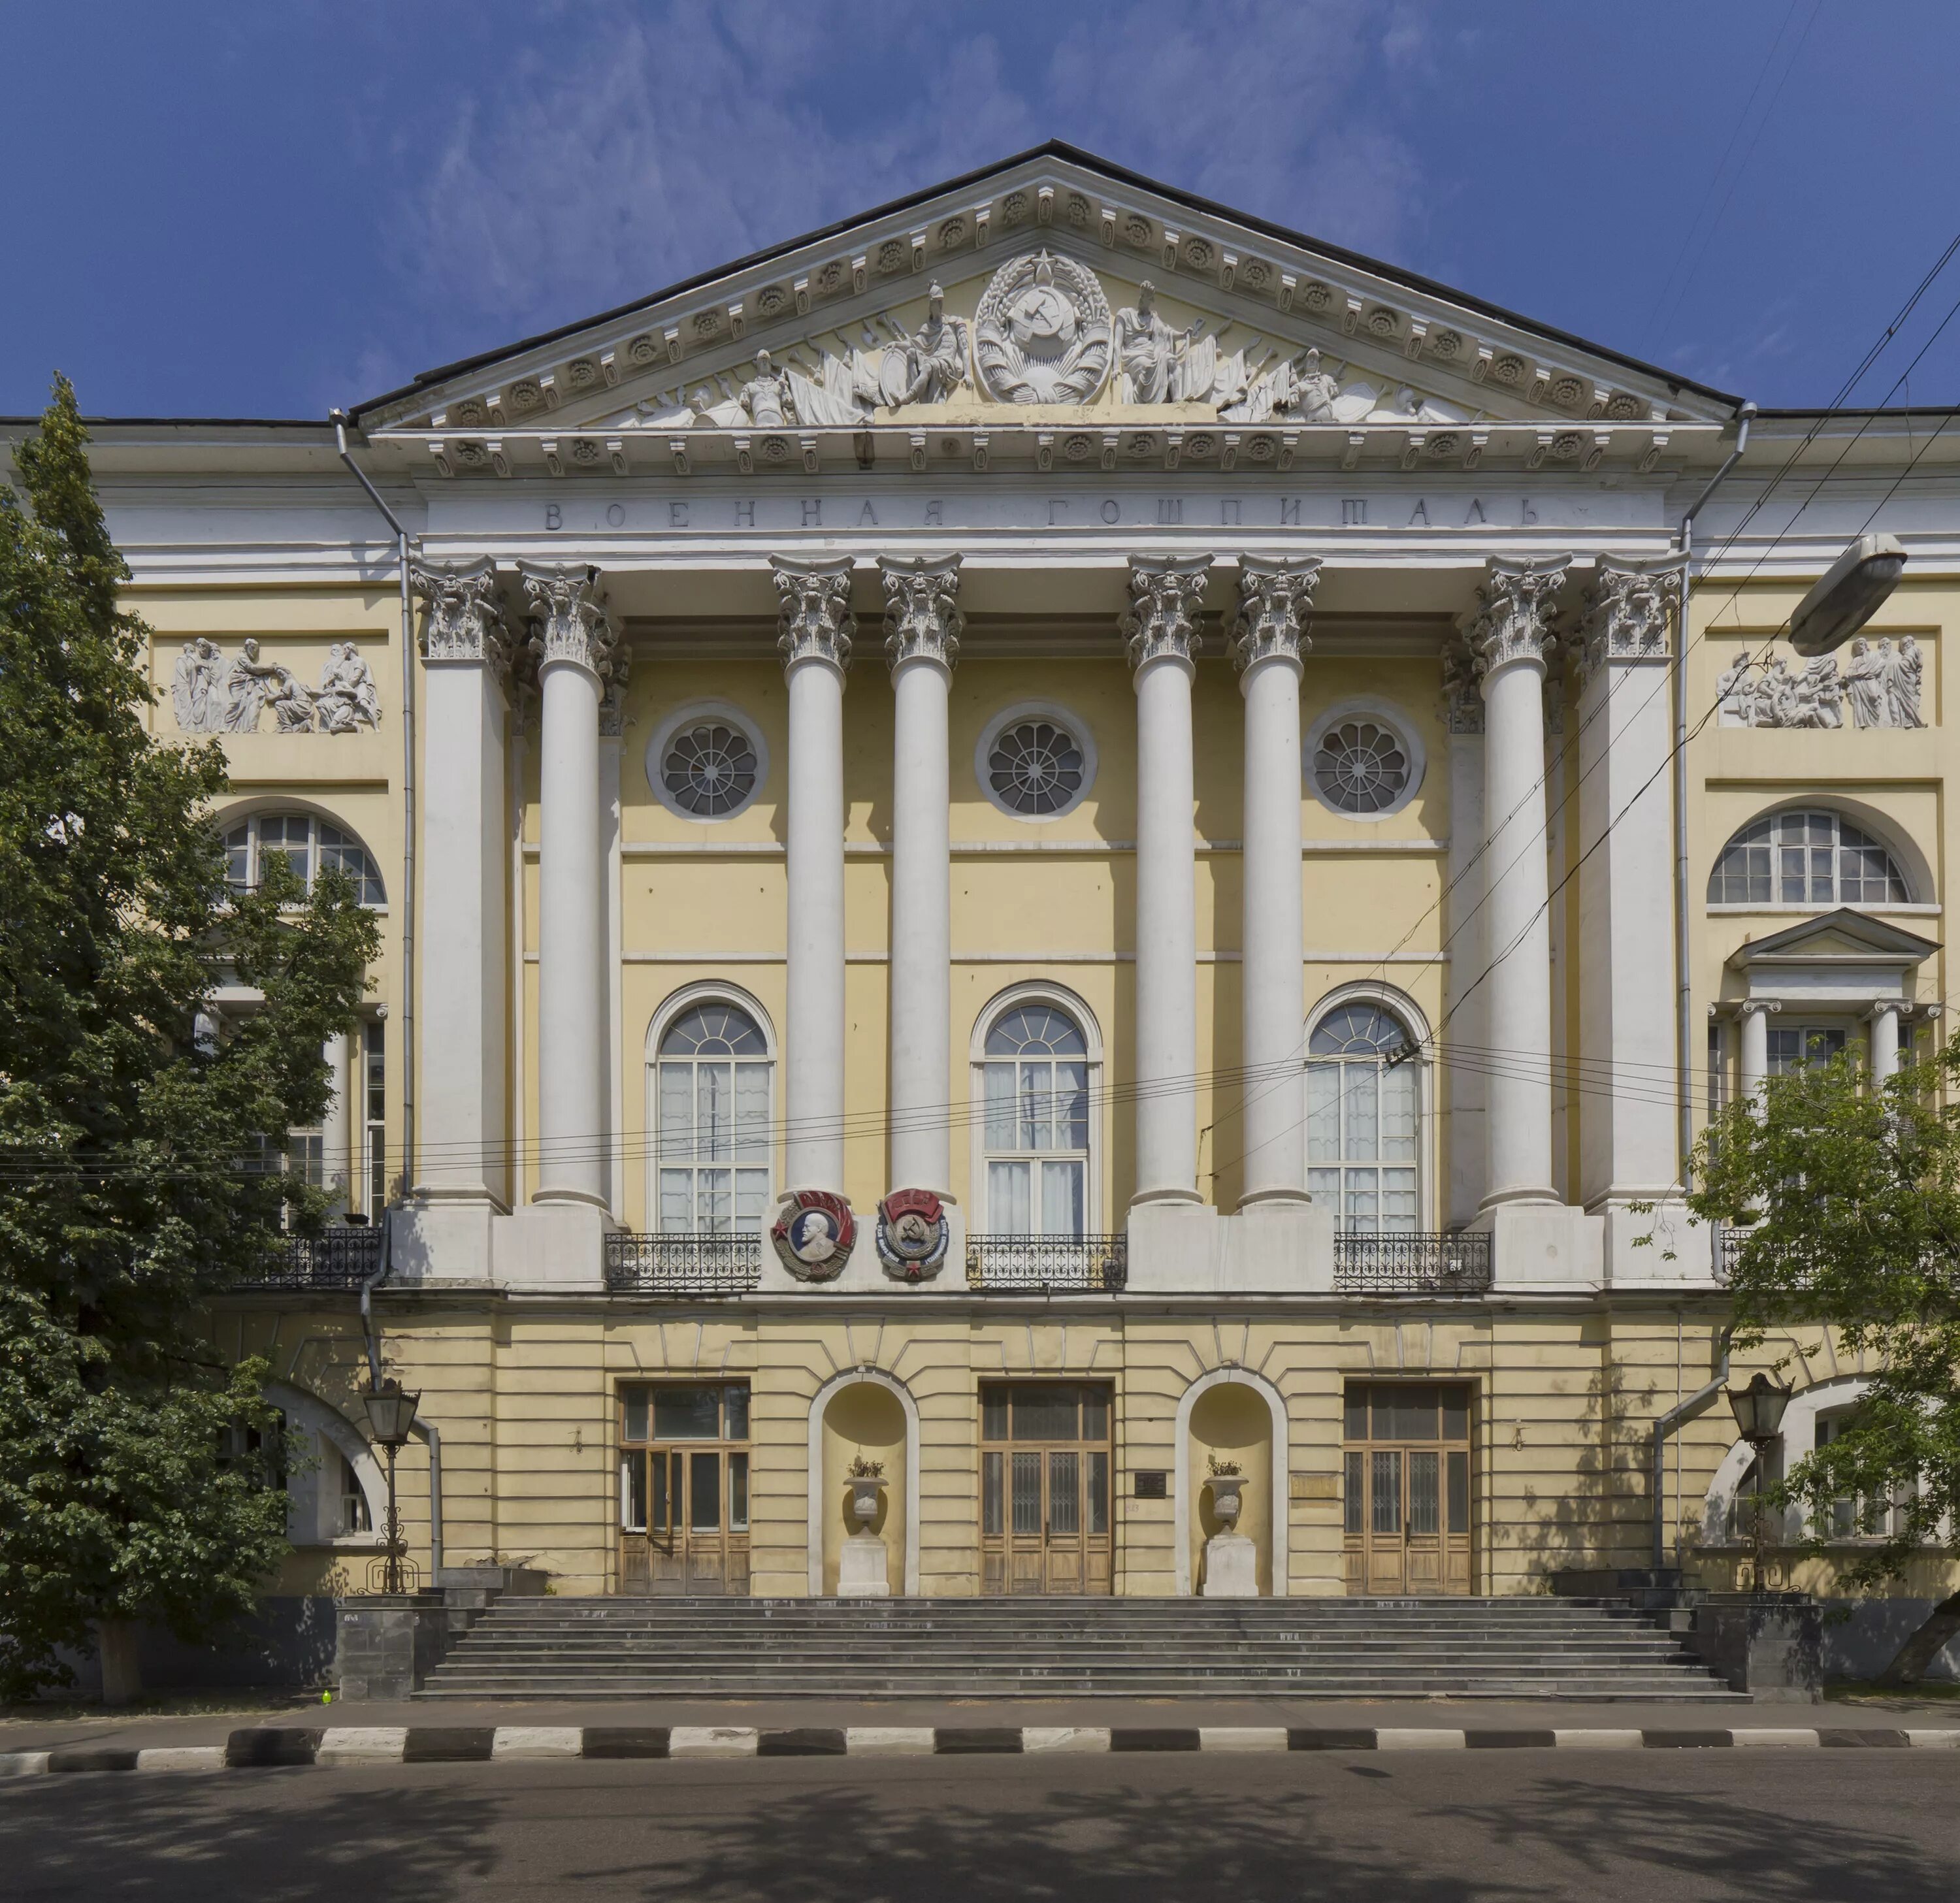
[170,638,382,737]
[1716,635,1925,730]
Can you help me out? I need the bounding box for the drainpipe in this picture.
[1652,1326,1733,1569]
[1674,402,1756,1181]
[331,410,417,1194]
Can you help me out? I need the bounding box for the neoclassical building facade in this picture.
[37,146,1960,1604]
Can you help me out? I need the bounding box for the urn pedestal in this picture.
[838,1474,891,1599]
[1201,1474,1258,1599]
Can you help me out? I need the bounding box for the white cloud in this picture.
[387,0,1428,361]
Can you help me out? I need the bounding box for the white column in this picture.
[1465,556,1569,1208]
[1738,1001,1776,1111]
[1124,555,1211,1205]
[1232,557,1317,1204]
[1870,1003,1903,1082]
[881,555,961,1197]
[600,659,629,1220]
[410,559,511,1206]
[521,562,614,1209]
[321,1033,351,1217]
[1441,640,1488,1226]
[774,557,856,1195]
[1575,553,1690,1210]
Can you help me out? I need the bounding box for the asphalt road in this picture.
[6,1751,1955,1902]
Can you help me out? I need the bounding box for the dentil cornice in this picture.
[772,555,857,673]
[414,557,511,680]
[879,553,963,674]
[517,561,617,680]
[1122,554,1213,674]
[1569,550,1685,691]
[1461,555,1569,684]
[1230,555,1318,674]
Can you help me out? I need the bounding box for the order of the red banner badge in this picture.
[770,1190,857,1281]
[875,1188,949,1281]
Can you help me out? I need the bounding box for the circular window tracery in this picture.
[1313,719,1411,816]
[660,719,760,818]
[987,718,1086,817]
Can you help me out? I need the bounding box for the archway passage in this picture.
[980,1381,1113,1595]
[1189,1382,1273,1596]
[819,1381,908,1597]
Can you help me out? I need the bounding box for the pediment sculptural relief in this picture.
[644,248,1475,432]
[171,638,382,736]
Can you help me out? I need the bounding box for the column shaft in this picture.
[1739,1005,1771,1109]
[882,555,961,1196]
[1871,1005,1901,1082]
[1441,648,1488,1226]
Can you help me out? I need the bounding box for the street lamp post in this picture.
[1727,1371,1793,1595]
[362,1380,421,1594]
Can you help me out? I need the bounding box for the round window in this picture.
[987,717,1086,817]
[1312,719,1412,815]
[661,719,760,818]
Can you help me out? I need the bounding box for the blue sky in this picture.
[6,1,1959,418]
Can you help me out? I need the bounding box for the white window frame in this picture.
[968,983,1105,1234]
[1304,698,1426,822]
[219,804,388,907]
[1706,803,1921,911]
[644,700,770,824]
[644,983,777,1234]
[973,702,1099,823]
[1304,983,1433,1233]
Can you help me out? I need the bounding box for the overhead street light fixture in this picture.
[1725,1371,1793,1596]
[1788,532,1908,657]
[362,1380,421,1594]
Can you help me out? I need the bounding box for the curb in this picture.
[4,1723,1959,1774]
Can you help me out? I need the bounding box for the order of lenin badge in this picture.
[875,1188,949,1281]
[772,1190,857,1281]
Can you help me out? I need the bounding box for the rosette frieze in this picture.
[772,555,857,674]
[517,561,617,680]
[414,557,512,679]
[1122,554,1213,674]
[879,553,963,675]
[1230,555,1319,674]
[1461,555,1570,686]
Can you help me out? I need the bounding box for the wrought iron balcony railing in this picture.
[604,1231,762,1295]
[1333,1231,1493,1295]
[234,1226,385,1292]
[965,1233,1128,1293]
[1715,1224,1743,1285]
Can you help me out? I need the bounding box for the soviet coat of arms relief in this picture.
[666,247,1473,433]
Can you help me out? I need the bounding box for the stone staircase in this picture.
[416,1596,1746,1700]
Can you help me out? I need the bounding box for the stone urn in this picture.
[1205,1473,1246,1529]
[847,1474,885,1529]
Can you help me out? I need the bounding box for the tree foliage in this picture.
[1688,1037,1960,1619]
[0,379,379,1697]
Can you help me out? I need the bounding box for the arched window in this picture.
[982,1003,1090,1236]
[1307,1002,1418,1233]
[223,811,386,905]
[653,1000,772,1233]
[1708,809,1910,907]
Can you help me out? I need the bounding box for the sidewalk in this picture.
[6,1691,1960,1759]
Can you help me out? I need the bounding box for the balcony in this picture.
[234,1226,384,1292]
[604,1231,762,1296]
[965,1233,1128,1293]
[1333,1231,1493,1296]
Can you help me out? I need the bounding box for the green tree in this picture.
[1690,1037,1960,1684]
[0,379,379,1699]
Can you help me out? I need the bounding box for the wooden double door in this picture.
[618,1381,751,1595]
[981,1382,1113,1595]
[1343,1382,1475,1595]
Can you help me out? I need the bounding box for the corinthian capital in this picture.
[772,555,856,674]
[1121,554,1212,674]
[1230,555,1319,674]
[879,554,963,675]
[1570,551,1686,691]
[1439,634,1484,734]
[1462,555,1569,683]
[414,557,510,677]
[517,561,617,679]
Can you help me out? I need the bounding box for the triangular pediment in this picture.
[355,144,1739,480]
[1729,908,1941,968]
